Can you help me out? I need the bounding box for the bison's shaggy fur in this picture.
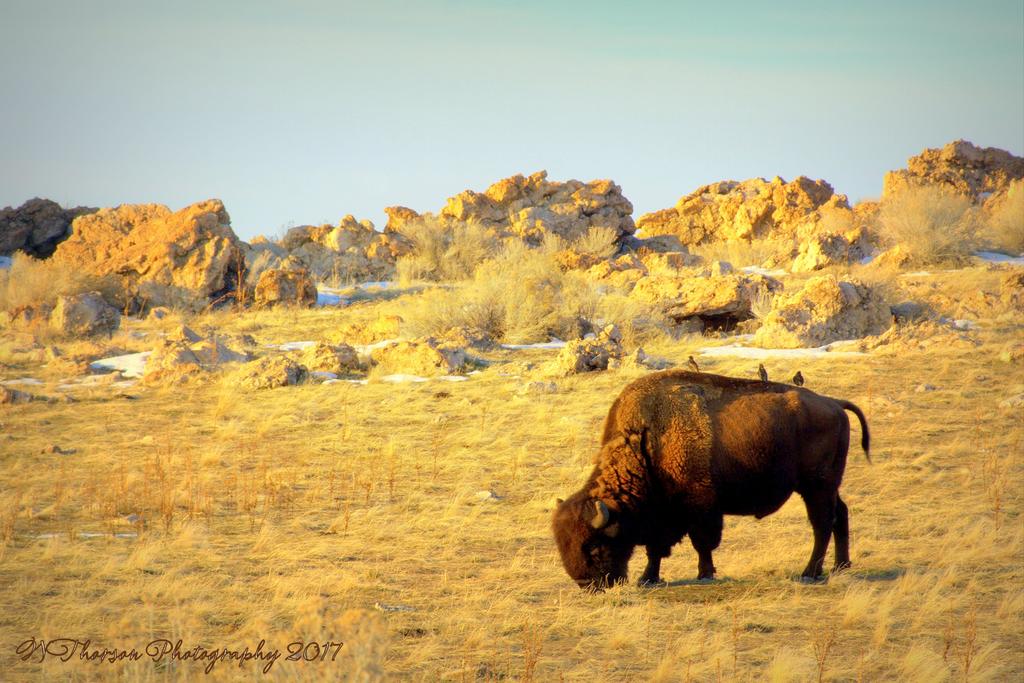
[552,370,869,589]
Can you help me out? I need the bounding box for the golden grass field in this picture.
[1,266,1022,682]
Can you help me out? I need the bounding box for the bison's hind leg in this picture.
[799,488,837,581]
[689,513,723,581]
[832,495,851,572]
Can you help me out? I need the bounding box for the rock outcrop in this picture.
[246,215,413,284]
[0,198,96,258]
[630,272,781,328]
[636,176,850,246]
[370,338,466,376]
[51,199,244,310]
[882,140,1024,201]
[437,171,635,245]
[753,275,892,348]
[253,268,317,308]
[49,292,120,337]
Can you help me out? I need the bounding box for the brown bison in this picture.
[552,370,869,589]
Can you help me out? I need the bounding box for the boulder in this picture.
[608,347,673,371]
[143,341,203,384]
[546,324,624,375]
[882,140,1024,201]
[630,272,781,326]
[370,338,466,376]
[298,341,361,374]
[230,356,308,390]
[1,385,35,404]
[640,251,698,276]
[549,339,614,375]
[143,337,250,385]
[253,268,317,308]
[792,233,854,272]
[49,292,120,337]
[753,275,892,348]
[166,325,201,343]
[0,198,96,258]
[636,176,850,245]
[584,253,648,289]
[708,260,734,276]
[872,244,913,270]
[51,199,244,310]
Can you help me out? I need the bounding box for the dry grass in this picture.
[0,268,1022,681]
[878,186,978,265]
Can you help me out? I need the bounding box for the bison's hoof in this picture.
[799,575,827,584]
[832,561,852,573]
[638,577,666,588]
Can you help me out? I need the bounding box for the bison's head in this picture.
[552,495,634,590]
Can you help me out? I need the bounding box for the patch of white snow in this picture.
[974,251,1024,266]
[501,338,567,350]
[89,352,151,378]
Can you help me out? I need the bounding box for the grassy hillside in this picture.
[0,268,1021,681]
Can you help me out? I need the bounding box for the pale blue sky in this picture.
[1,1,1021,239]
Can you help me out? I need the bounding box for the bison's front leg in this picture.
[638,545,669,587]
[689,513,723,580]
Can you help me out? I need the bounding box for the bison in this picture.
[552,370,869,589]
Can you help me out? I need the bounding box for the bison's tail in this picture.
[837,400,871,462]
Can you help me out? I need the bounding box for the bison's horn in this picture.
[591,500,611,529]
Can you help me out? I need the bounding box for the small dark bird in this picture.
[688,356,700,373]
[792,371,805,387]
[758,363,768,382]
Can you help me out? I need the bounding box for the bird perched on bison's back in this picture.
[552,369,870,589]
[793,371,804,387]
[758,364,768,382]
[687,356,700,373]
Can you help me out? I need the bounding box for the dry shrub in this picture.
[572,226,619,260]
[402,243,595,343]
[691,237,795,267]
[984,181,1024,254]
[749,287,777,321]
[590,290,667,347]
[878,186,977,264]
[0,253,122,313]
[395,216,498,284]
